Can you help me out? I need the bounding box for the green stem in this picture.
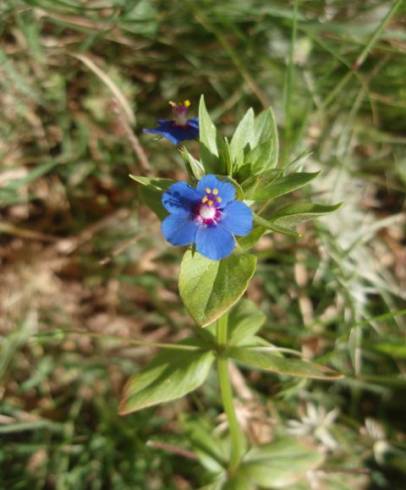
[216,313,245,475]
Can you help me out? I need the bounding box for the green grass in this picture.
[0,0,405,488]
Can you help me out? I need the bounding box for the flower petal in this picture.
[195,224,235,260]
[187,117,199,129]
[143,127,178,145]
[162,182,202,216]
[161,214,198,246]
[196,175,235,206]
[221,201,253,236]
[143,120,198,145]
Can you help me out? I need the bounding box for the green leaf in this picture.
[249,107,279,172]
[250,171,320,202]
[217,136,233,176]
[179,146,205,180]
[199,95,219,171]
[179,251,257,327]
[228,346,342,380]
[230,108,255,168]
[270,202,342,228]
[138,186,166,219]
[119,339,215,414]
[242,169,280,196]
[245,140,277,176]
[129,175,174,219]
[237,225,267,250]
[229,300,266,346]
[254,214,300,238]
[240,437,324,488]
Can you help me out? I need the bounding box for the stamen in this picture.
[207,200,213,206]
[202,196,208,203]
[205,187,211,194]
[170,100,189,126]
[212,188,219,195]
[216,197,222,203]
[184,100,191,107]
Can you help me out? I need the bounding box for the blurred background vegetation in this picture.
[0,0,405,488]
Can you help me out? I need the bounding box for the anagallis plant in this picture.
[119,97,342,489]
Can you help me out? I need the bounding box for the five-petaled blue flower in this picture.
[161,175,253,260]
[143,100,199,145]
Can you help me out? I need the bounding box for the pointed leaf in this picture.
[245,140,277,175]
[129,175,175,219]
[237,225,267,250]
[254,214,300,238]
[249,107,279,171]
[228,346,342,380]
[179,251,257,327]
[270,202,342,227]
[250,171,320,202]
[129,175,174,188]
[242,169,281,197]
[229,300,266,346]
[217,136,233,176]
[230,108,255,168]
[119,339,215,414]
[199,95,219,170]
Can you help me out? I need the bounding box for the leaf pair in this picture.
[120,341,341,416]
[120,299,342,416]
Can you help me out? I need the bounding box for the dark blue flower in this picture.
[161,175,253,260]
[143,100,199,145]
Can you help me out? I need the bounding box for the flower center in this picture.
[199,205,216,220]
[194,187,223,225]
[169,100,190,127]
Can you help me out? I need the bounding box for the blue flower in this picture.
[143,100,199,145]
[161,175,253,260]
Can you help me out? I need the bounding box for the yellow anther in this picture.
[202,196,208,203]
[205,187,211,194]
[212,188,219,195]
[207,200,213,206]
[184,100,191,107]
[216,197,222,203]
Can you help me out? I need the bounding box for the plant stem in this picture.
[216,313,245,475]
